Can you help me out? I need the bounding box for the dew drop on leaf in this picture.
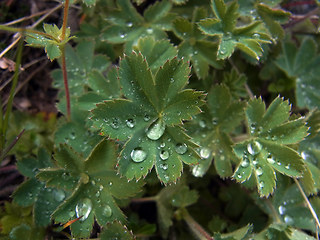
[267,154,275,164]
[284,215,294,224]
[161,163,168,170]
[175,143,187,155]
[259,181,264,189]
[212,117,218,125]
[146,118,166,140]
[69,132,76,139]
[199,120,206,128]
[53,189,65,202]
[241,159,249,168]
[131,147,147,162]
[146,28,153,34]
[200,148,211,159]
[247,141,262,156]
[253,33,260,39]
[160,142,165,148]
[192,164,205,177]
[102,205,112,217]
[144,114,150,122]
[160,150,169,160]
[111,118,119,129]
[126,119,135,128]
[256,167,263,176]
[278,205,286,215]
[75,198,92,221]
[127,22,133,27]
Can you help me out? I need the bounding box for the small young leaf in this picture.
[198,0,272,60]
[173,8,223,78]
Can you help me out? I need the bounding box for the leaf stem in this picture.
[60,0,71,120]
[177,208,214,240]
[294,178,320,229]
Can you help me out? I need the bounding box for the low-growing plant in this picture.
[1,0,320,239]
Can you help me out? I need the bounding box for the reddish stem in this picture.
[60,0,71,120]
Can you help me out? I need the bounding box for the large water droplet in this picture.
[160,150,169,160]
[76,198,92,221]
[126,119,135,128]
[146,118,165,140]
[200,148,211,159]
[247,141,262,155]
[102,205,112,217]
[175,143,187,155]
[131,148,147,162]
[192,164,205,177]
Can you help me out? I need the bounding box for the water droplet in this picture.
[170,77,175,83]
[237,174,242,179]
[111,118,119,129]
[267,154,275,164]
[102,205,112,217]
[199,120,206,128]
[247,141,262,156]
[253,33,260,38]
[284,215,293,224]
[131,148,147,162]
[146,28,153,34]
[160,142,165,148]
[75,198,92,221]
[175,143,187,155]
[126,119,135,128]
[285,164,290,170]
[161,163,168,170]
[259,181,264,189]
[70,132,76,139]
[256,167,263,176]
[200,148,211,159]
[144,114,150,122]
[301,151,309,160]
[241,159,249,168]
[278,205,286,215]
[53,189,65,202]
[146,118,166,140]
[212,117,218,125]
[192,164,205,177]
[194,50,198,55]
[127,22,133,27]
[160,150,169,160]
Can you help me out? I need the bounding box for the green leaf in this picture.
[101,0,175,51]
[25,24,72,61]
[37,140,143,238]
[170,185,198,208]
[12,149,66,227]
[256,4,290,40]
[51,41,112,98]
[198,0,272,60]
[133,37,177,73]
[213,224,253,240]
[91,52,204,183]
[186,85,245,177]
[99,221,135,240]
[173,8,223,78]
[9,224,45,240]
[274,38,320,109]
[233,97,308,197]
[82,0,96,6]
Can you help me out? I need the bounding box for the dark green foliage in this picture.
[2,0,320,239]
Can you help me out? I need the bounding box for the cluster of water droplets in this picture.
[278,202,294,225]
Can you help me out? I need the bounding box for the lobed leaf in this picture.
[233,96,309,197]
[91,52,204,183]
